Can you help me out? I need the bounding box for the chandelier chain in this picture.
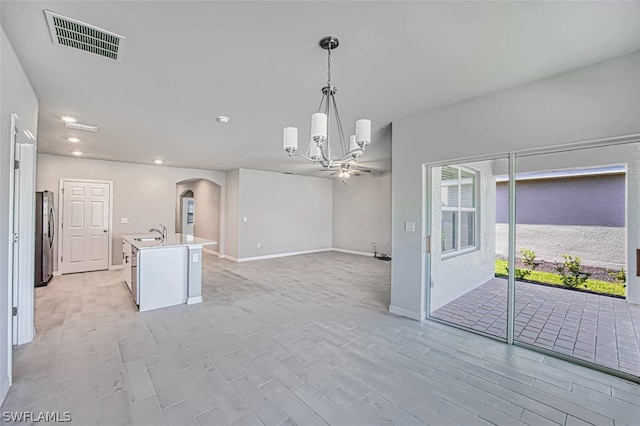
[327,44,332,87]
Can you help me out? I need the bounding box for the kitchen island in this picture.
[122,233,217,312]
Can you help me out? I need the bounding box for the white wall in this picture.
[430,161,496,312]
[175,179,221,245]
[225,168,332,260]
[36,154,225,269]
[332,172,392,255]
[224,169,239,259]
[391,52,640,319]
[1,27,39,404]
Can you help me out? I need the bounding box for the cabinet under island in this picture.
[122,233,217,312]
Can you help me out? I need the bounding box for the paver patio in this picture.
[432,278,640,376]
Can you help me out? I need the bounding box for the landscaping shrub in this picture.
[556,254,591,289]
[608,268,626,284]
[520,248,538,271]
[504,248,538,280]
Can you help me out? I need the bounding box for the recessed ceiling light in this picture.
[61,116,76,123]
[154,159,163,164]
[64,122,98,132]
[72,151,83,156]
[216,116,230,123]
[68,137,80,143]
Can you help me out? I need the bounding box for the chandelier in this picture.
[283,36,371,169]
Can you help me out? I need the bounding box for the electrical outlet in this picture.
[120,218,128,224]
[257,242,261,248]
[243,217,248,223]
[192,253,199,263]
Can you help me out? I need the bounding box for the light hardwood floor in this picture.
[2,252,639,425]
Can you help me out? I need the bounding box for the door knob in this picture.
[103,229,107,233]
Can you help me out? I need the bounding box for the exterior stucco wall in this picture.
[496,224,625,270]
[496,174,625,226]
[494,173,626,270]
[430,161,496,312]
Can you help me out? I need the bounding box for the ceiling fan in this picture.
[320,163,372,182]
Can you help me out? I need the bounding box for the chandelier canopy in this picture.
[283,36,371,169]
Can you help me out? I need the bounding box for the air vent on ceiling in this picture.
[44,10,124,61]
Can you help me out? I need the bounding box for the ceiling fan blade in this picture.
[351,165,372,172]
[329,172,338,176]
[352,172,361,176]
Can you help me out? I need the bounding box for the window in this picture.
[441,165,477,255]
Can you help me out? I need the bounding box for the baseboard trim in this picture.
[389,305,425,321]
[109,264,123,271]
[186,296,203,305]
[222,255,238,262]
[332,248,374,257]
[53,271,62,277]
[237,248,332,263]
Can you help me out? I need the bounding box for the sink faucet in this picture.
[149,224,167,240]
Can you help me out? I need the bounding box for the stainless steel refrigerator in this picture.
[35,191,54,287]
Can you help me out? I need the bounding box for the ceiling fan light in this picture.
[283,127,298,152]
[355,119,371,147]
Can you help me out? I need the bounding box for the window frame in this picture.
[441,165,479,258]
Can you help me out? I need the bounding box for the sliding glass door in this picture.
[514,143,639,377]
[427,157,510,340]
[425,140,640,379]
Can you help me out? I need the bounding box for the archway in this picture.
[175,179,221,246]
[178,189,195,235]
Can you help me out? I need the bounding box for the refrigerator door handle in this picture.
[49,205,55,249]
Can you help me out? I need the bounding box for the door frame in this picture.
[57,178,114,274]
[423,133,640,384]
[4,113,37,400]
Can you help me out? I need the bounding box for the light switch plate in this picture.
[404,221,416,232]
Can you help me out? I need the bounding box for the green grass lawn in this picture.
[495,259,626,297]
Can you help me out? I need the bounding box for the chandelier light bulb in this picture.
[355,119,371,147]
[309,139,322,160]
[310,113,327,141]
[283,127,298,152]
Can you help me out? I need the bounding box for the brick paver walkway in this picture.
[432,278,640,376]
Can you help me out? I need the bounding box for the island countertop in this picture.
[122,233,218,249]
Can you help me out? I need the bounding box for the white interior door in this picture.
[11,145,20,345]
[61,180,111,274]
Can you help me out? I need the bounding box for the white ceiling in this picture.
[2,1,639,175]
